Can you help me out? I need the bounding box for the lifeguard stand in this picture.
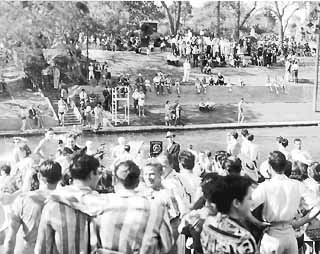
[111,86,130,126]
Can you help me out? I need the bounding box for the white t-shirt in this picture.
[183,62,191,71]
[138,93,145,106]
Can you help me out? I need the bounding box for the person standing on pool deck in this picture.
[237,98,245,124]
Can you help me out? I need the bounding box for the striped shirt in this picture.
[4,190,51,254]
[201,213,257,254]
[94,189,173,254]
[162,170,191,216]
[34,186,102,254]
[139,185,180,221]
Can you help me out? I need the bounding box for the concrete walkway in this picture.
[0,119,319,137]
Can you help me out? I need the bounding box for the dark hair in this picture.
[124,145,130,152]
[39,160,62,184]
[115,160,140,189]
[178,150,195,170]
[231,131,238,139]
[201,173,224,203]
[70,153,100,180]
[47,128,54,132]
[19,144,32,157]
[0,164,11,175]
[294,138,301,143]
[214,151,229,164]
[291,161,308,181]
[268,151,287,174]
[215,175,252,214]
[276,136,288,148]
[222,157,242,175]
[309,162,320,183]
[247,134,254,141]
[62,147,74,156]
[241,129,249,137]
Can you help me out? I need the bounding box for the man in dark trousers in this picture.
[166,131,180,172]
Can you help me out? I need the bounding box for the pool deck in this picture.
[0,120,319,137]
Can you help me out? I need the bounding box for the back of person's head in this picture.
[114,160,140,189]
[222,156,242,175]
[70,153,100,180]
[201,173,224,203]
[19,144,32,157]
[178,150,195,170]
[215,174,252,214]
[39,160,62,184]
[247,134,254,142]
[0,164,11,175]
[308,162,320,183]
[268,151,287,174]
[291,160,308,181]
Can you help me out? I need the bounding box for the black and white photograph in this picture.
[0,0,320,253]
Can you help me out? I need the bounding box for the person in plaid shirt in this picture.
[93,160,173,254]
[34,152,103,254]
[200,175,257,254]
[4,160,62,254]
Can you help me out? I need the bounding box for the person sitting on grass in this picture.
[199,101,216,112]
[202,63,212,75]
[216,72,225,86]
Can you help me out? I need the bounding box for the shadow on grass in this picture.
[297,78,313,84]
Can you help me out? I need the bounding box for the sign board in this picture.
[150,141,163,157]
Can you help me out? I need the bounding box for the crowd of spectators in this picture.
[0,128,320,254]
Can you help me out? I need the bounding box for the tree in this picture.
[266,1,302,45]
[122,1,164,25]
[161,1,182,35]
[227,1,257,41]
[0,1,95,84]
[181,2,192,28]
[216,1,221,38]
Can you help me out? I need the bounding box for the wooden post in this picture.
[313,11,320,112]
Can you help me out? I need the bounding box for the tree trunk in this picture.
[235,1,241,41]
[161,1,175,35]
[279,21,284,48]
[216,1,221,38]
[174,1,182,35]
